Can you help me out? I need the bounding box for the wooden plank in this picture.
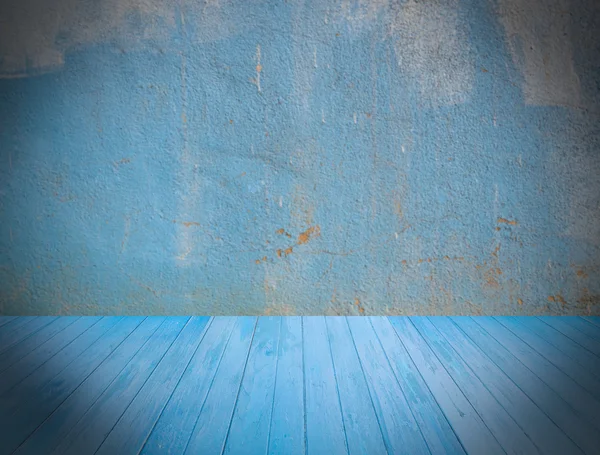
[0,317,56,355]
[0,317,140,455]
[140,317,234,454]
[485,317,600,430]
[95,317,211,455]
[500,317,600,401]
[223,317,281,455]
[410,317,538,455]
[371,317,465,455]
[0,317,36,341]
[267,317,304,455]
[183,317,257,455]
[388,317,504,455]
[582,317,600,329]
[429,317,582,455]
[326,317,387,455]
[539,317,600,356]
[0,316,18,329]
[573,317,600,340]
[0,317,104,397]
[453,316,600,455]
[513,317,600,380]
[349,317,430,455]
[54,317,189,455]
[302,317,348,455]
[14,317,166,455]
[0,317,78,373]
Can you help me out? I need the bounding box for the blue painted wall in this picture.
[1,0,599,315]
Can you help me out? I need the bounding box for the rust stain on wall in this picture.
[172,220,201,227]
[297,225,320,245]
[548,294,567,306]
[276,228,292,238]
[497,217,518,225]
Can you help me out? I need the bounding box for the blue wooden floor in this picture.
[1,317,600,454]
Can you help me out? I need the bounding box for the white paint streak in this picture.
[391,0,473,106]
[255,44,262,93]
[337,0,388,28]
[497,0,580,106]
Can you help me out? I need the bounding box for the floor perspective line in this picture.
[0,316,598,455]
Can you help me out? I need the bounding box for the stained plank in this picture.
[410,317,538,455]
[485,317,600,430]
[223,317,281,455]
[388,317,504,455]
[0,317,78,373]
[429,317,582,455]
[302,316,348,455]
[141,317,234,454]
[267,317,304,455]
[55,317,189,455]
[371,317,465,455]
[183,317,257,454]
[453,316,600,455]
[326,317,387,455]
[96,317,212,455]
[14,317,165,455]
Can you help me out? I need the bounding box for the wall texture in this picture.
[1,0,599,315]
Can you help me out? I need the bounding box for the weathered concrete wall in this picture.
[1,0,599,315]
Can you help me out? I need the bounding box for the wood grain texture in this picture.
[140,317,234,454]
[183,317,257,455]
[429,317,582,455]
[95,317,211,455]
[303,316,348,455]
[452,317,600,455]
[326,317,387,455]
[14,317,165,455]
[2,316,599,455]
[267,317,304,455]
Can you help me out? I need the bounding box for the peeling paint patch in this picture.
[578,289,600,315]
[391,0,473,105]
[497,0,581,107]
[576,270,588,278]
[497,217,518,225]
[354,298,366,314]
[548,294,567,306]
[276,228,292,238]
[297,225,320,245]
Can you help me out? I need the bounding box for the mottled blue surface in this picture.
[0,0,599,315]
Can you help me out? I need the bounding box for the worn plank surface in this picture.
[1,316,599,454]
